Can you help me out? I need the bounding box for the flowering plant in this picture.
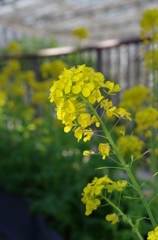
[49,64,158,239]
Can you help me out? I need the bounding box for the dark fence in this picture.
[0,36,148,91]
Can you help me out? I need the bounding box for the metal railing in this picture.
[0,36,147,90]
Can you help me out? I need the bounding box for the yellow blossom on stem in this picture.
[83,150,94,156]
[91,115,100,127]
[100,99,113,109]
[81,176,127,216]
[78,113,91,128]
[115,108,132,121]
[107,181,127,193]
[98,143,110,160]
[49,64,129,142]
[106,213,119,225]
[106,106,117,118]
[104,81,121,94]
[83,129,94,142]
[147,226,158,240]
[74,127,83,142]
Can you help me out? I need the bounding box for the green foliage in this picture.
[1,36,59,55]
[0,40,155,240]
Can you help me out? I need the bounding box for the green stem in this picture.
[103,196,143,240]
[84,97,157,228]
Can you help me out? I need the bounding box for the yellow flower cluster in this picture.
[0,59,67,108]
[147,226,158,240]
[8,41,21,55]
[140,9,158,70]
[40,60,67,78]
[140,9,158,31]
[72,28,88,39]
[49,64,131,142]
[135,107,158,132]
[116,135,144,158]
[119,85,151,112]
[81,175,127,216]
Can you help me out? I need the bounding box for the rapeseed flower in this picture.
[147,226,158,240]
[106,181,127,193]
[8,41,21,55]
[40,60,67,78]
[106,213,119,225]
[116,135,143,158]
[49,64,131,142]
[140,9,158,34]
[119,85,151,112]
[73,28,88,39]
[82,176,127,216]
[135,107,158,133]
[98,143,110,160]
[83,129,94,142]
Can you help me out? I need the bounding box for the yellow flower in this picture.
[154,148,158,155]
[147,226,158,240]
[135,107,158,132]
[49,65,131,139]
[85,199,101,216]
[8,60,21,72]
[83,150,95,156]
[116,135,143,158]
[88,89,103,104]
[140,9,158,32]
[51,60,67,77]
[106,106,117,118]
[100,99,113,109]
[8,41,21,55]
[73,28,88,39]
[107,181,127,193]
[106,213,119,225]
[83,129,94,142]
[115,108,132,121]
[82,176,126,217]
[91,115,100,127]
[74,127,83,142]
[78,113,91,128]
[40,60,67,78]
[104,81,121,94]
[83,150,91,156]
[145,130,152,138]
[119,85,151,112]
[98,143,110,160]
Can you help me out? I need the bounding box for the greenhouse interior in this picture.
[1,0,158,240]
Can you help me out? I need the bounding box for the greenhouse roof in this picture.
[0,0,158,45]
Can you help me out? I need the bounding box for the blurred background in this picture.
[0,1,158,240]
[0,0,158,46]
